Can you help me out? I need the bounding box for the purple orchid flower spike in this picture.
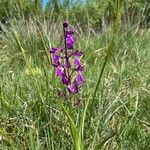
[49,21,85,95]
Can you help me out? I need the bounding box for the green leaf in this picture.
[61,104,82,150]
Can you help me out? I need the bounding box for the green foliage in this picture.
[0,14,150,149]
[0,0,150,149]
[0,0,149,30]
[0,0,33,21]
[0,0,43,22]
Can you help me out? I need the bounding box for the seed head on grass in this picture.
[49,22,85,95]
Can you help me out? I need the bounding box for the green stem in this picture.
[90,0,120,113]
[61,104,82,150]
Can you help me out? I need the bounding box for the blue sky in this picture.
[43,0,48,8]
[43,0,67,8]
[43,0,64,8]
[42,0,84,8]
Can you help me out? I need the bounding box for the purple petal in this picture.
[62,74,70,85]
[74,57,81,67]
[66,34,75,49]
[53,54,60,66]
[77,71,85,85]
[66,60,71,68]
[49,48,57,53]
[75,50,84,57]
[74,83,79,93]
[67,82,78,94]
[56,66,63,77]
[49,47,63,54]
[68,50,83,58]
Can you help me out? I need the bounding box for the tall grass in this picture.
[0,1,150,150]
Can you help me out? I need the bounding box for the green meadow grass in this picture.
[0,16,150,150]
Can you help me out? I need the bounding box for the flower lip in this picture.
[49,47,63,54]
[75,50,84,57]
[67,81,79,94]
[68,50,83,58]
[52,54,60,66]
[62,73,70,85]
[76,71,85,85]
[74,57,81,67]
[56,66,63,77]
[49,48,57,53]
